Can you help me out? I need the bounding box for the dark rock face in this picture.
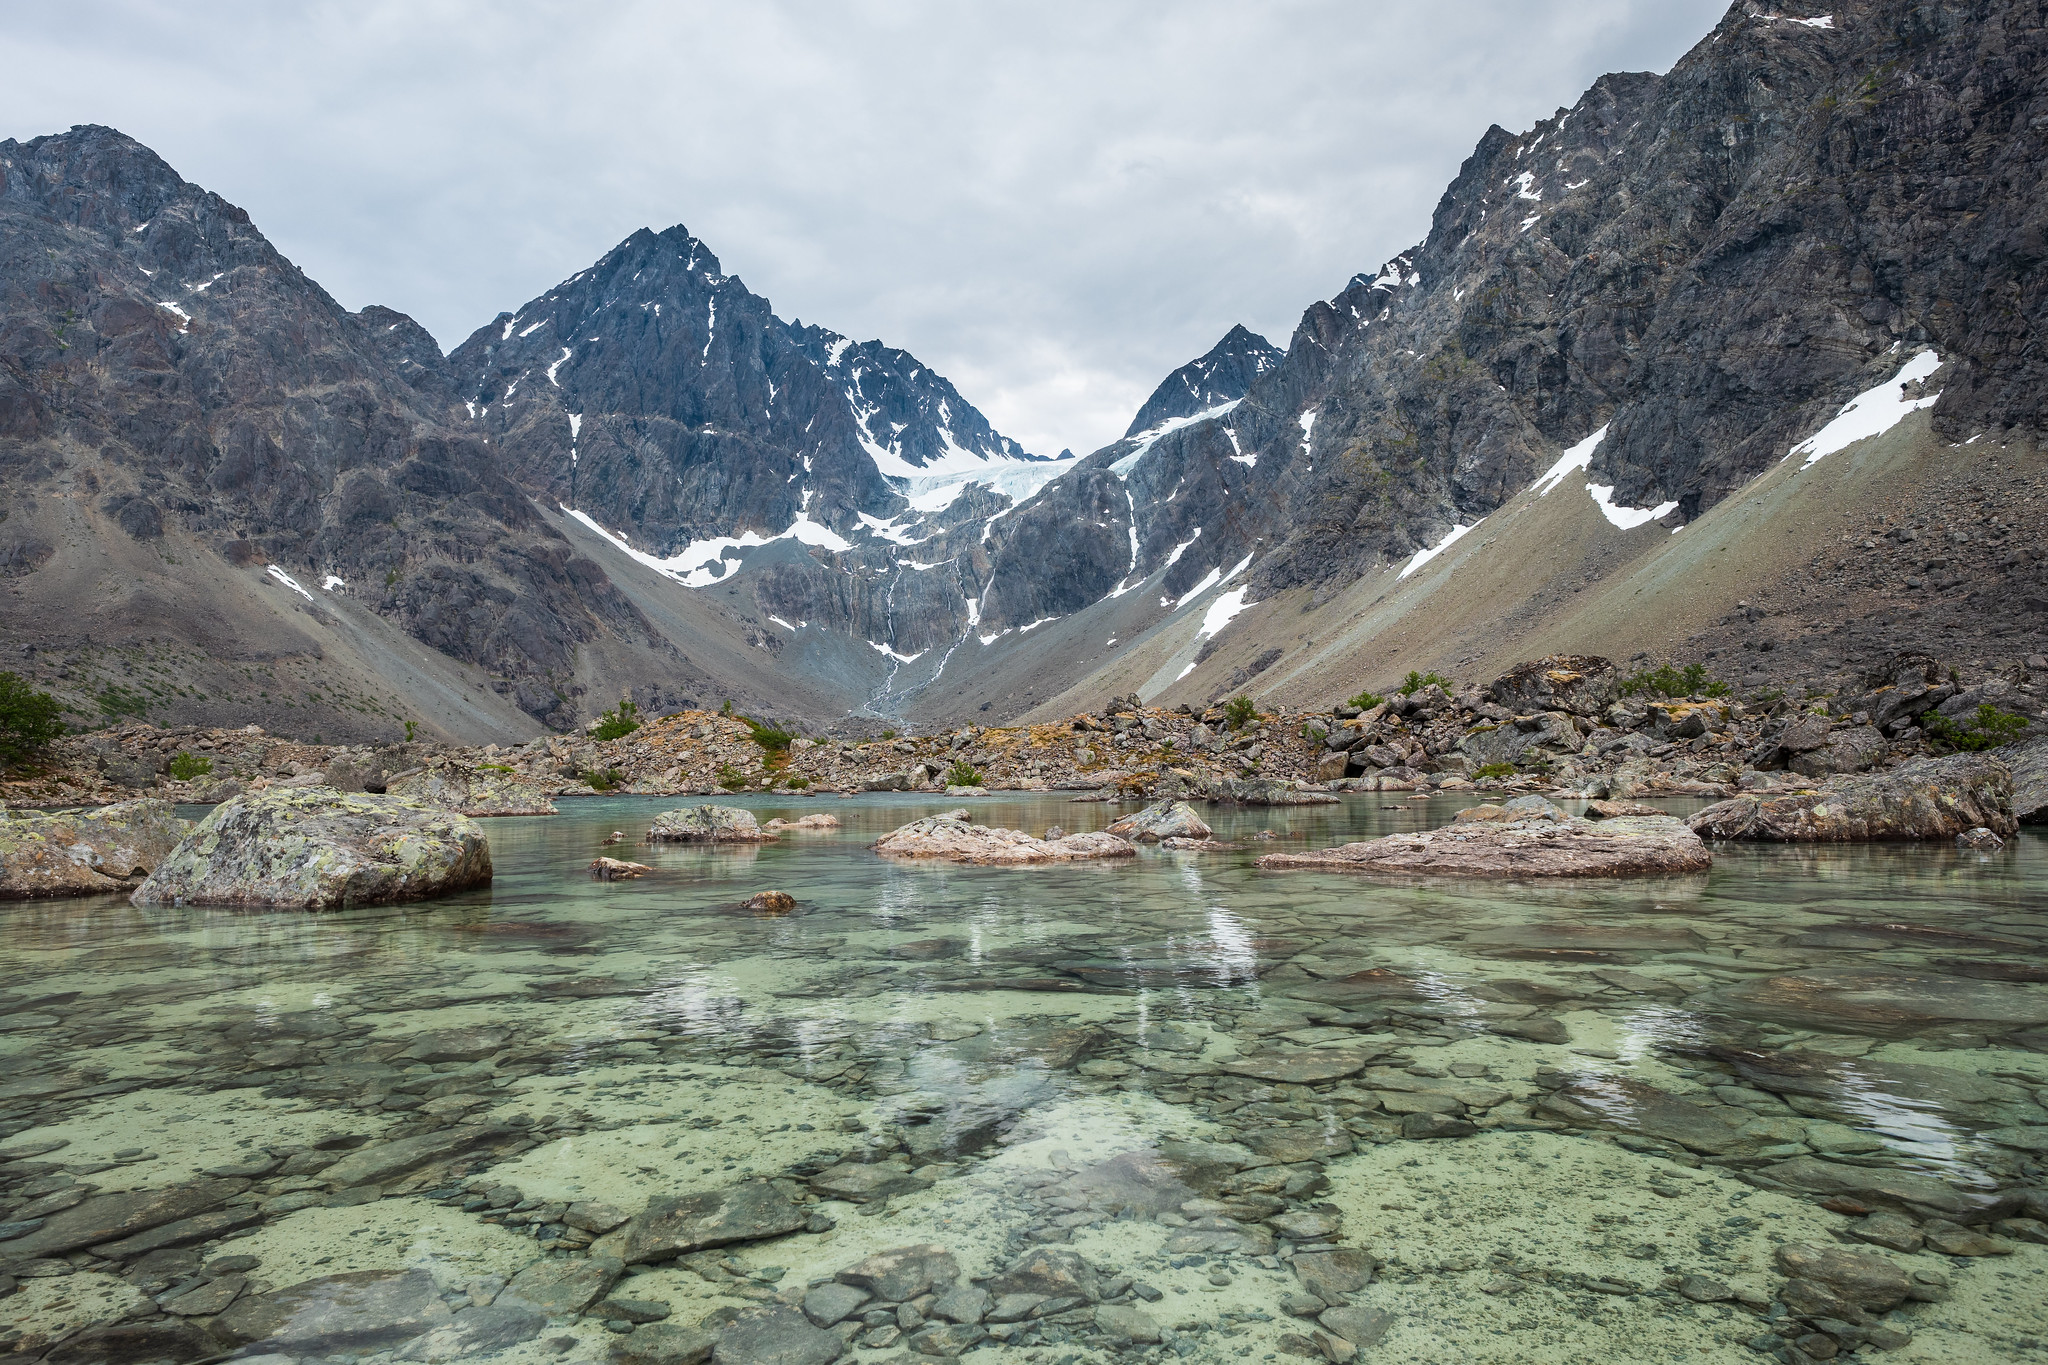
[1123,325,1281,438]
[0,124,654,730]
[1688,752,2015,841]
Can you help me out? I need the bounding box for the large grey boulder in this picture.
[2005,736,2048,824]
[387,763,556,816]
[213,1269,451,1355]
[0,797,188,899]
[1103,800,1212,842]
[1789,725,1889,777]
[1487,655,1617,717]
[1689,753,2014,842]
[593,1181,807,1264]
[647,805,776,842]
[131,787,491,909]
[874,814,1136,865]
[1259,810,1709,878]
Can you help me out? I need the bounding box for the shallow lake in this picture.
[2,794,2044,1364]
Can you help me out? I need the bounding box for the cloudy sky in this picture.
[8,1,1727,457]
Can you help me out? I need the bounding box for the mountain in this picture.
[3,0,2042,743]
[1122,324,1282,438]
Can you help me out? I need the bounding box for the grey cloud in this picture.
[2,0,1728,457]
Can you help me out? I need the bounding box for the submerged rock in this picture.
[1688,753,2015,841]
[1208,778,1339,806]
[1104,800,1213,842]
[213,1269,452,1355]
[873,813,1136,865]
[648,805,776,843]
[704,1303,844,1365]
[131,788,491,909]
[835,1245,959,1301]
[595,1181,807,1264]
[0,797,189,899]
[387,763,557,815]
[1258,809,1709,878]
[1535,1076,1755,1155]
[590,856,653,879]
[1693,969,2048,1038]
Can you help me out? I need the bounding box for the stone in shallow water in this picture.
[318,1124,519,1190]
[1401,1112,1477,1140]
[498,1254,623,1314]
[397,1303,548,1362]
[403,1025,510,1063]
[1256,814,1710,877]
[648,805,777,843]
[835,1245,959,1302]
[1218,1051,1372,1084]
[1707,1045,2031,1122]
[1921,1220,2015,1256]
[1103,800,1212,842]
[132,788,492,908]
[807,1163,934,1204]
[91,1205,262,1259]
[611,1323,716,1365]
[1847,1212,1924,1253]
[705,1303,844,1365]
[1773,1243,1913,1312]
[1268,1208,1343,1240]
[872,814,1136,864]
[213,1269,452,1355]
[1094,1304,1162,1342]
[1689,753,2015,841]
[0,1178,243,1260]
[1241,1128,1354,1165]
[0,798,189,900]
[929,1284,990,1325]
[597,1182,808,1264]
[984,1247,1102,1302]
[1318,1306,1392,1349]
[1462,924,1703,953]
[41,1319,218,1365]
[906,1322,988,1356]
[1535,1076,1756,1156]
[1292,1249,1375,1304]
[1757,1157,2018,1223]
[801,1282,870,1327]
[1694,970,2048,1037]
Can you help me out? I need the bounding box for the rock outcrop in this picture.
[1103,800,1213,842]
[874,813,1137,865]
[646,805,776,843]
[2006,737,2048,824]
[132,787,492,908]
[1258,801,1710,877]
[386,763,557,815]
[1688,753,2015,841]
[0,798,188,899]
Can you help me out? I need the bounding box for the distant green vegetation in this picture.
[583,766,625,791]
[593,698,642,742]
[1924,704,2029,753]
[716,762,747,790]
[1223,696,1257,730]
[0,673,65,765]
[946,760,982,788]
[1619,662,1730,699]
[167,751,213,781]
[745,718,794,754]
[95,682,152,721]
[1345,690,1384,710]
[1473,761,1516,781]
[1399,670,1450,696]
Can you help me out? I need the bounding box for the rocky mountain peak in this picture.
[1123,323,1282,438]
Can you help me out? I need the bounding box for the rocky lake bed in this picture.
[1,783,2044,1365]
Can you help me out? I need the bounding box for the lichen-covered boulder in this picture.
[646,805,775,842]
[1487,655,1618,717]
[1258,810,1709,878]
[132,787,491,909]
[0,798,190,899]
[1688,753,2015,842]
[874,814,1136,865]
[387,764,556,816]
[1104,800,1213,842]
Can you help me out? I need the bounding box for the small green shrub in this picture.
[1473,761,1516,780]
[167,751,213,781]
[881,729,898,741]
[1345,690,1384,711]
[715,762,747,789]
[1924,704,2029,753]
[946,760,982,787]
[583,766,625,791]
[1399,670,1450,696]
[478,763,514,773]
[1223,695,1257,730]
[1619,662,1729,699]
[403,719,418,742]
[783,775,811,790]
[720,699,735,717]
[0,673,65,764]
[593,698,641,742]
[746,719,794,753]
